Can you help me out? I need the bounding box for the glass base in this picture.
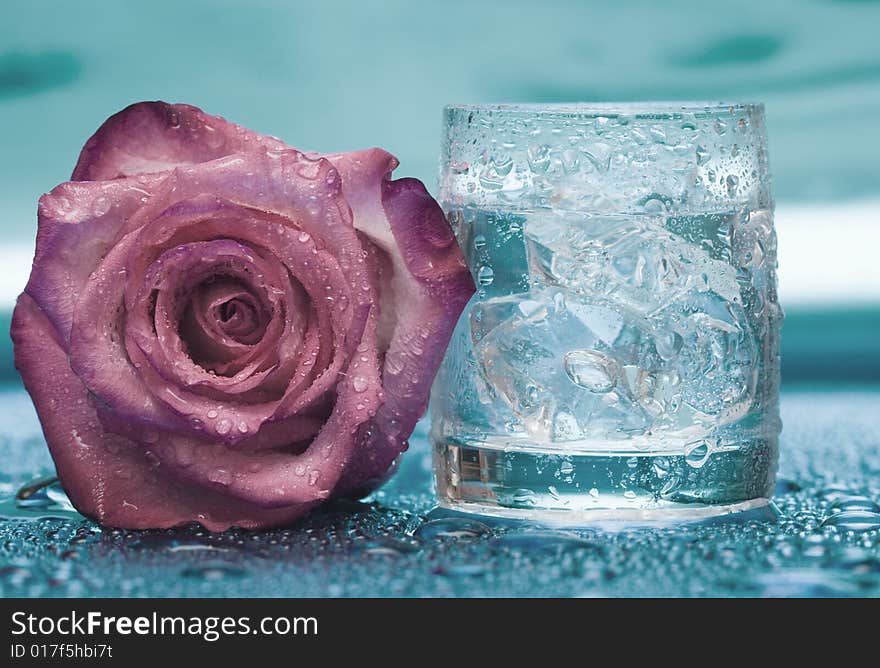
[437,496,772,527]
[432,436,776,526]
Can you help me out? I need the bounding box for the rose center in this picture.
[214,296,258,335]
[179,277,273,374]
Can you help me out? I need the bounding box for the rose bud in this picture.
[11,102,474,530]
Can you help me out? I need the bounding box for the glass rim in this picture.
[444,101,764,119]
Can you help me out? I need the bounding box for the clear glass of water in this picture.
[432,102,781,521]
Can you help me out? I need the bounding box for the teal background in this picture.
[2,0,879,382]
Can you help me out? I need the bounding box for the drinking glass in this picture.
[432,102,781,521]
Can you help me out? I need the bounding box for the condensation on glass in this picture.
[432,102,782,521]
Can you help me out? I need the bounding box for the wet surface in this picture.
[0,384,878,597]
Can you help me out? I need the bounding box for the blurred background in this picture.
[1,0,877,385]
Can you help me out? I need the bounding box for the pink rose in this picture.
[11,102,473,530]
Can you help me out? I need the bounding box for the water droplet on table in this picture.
[415,517,492,541]
[181,562,246,580]
[0,477,83,521]
[821,510,880,532]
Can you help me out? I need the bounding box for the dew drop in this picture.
[684,440,712,468]
[511,488,537,507]
[563,350,617,393]
[208,468,231,486]
[181,562,246,580]
[415,517,492,541]
[477,265,495,286]
[92,196,111,216]
[821,510,880,532]
[831,496,880,514]
[695,145,710,165]
[726,174,739,196]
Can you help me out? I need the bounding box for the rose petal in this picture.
[127,239,294,398]
[72,102,286,181]
[26,175,167,342]
[94,325,384,507]
[326,150,475,494]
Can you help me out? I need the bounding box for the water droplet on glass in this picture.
[527,144,552,173]
[525,385,539,405]
[684,440,712,468]
[642,196,668,214]
[553,292,566,312]
[563,350,617,393]
[653,457,670,478]
[696,145,710,165]
[726,174,739,196]
[477,265,495,286]
[512,488,537,507]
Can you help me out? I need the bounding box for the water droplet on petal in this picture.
[208,468,231,486]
